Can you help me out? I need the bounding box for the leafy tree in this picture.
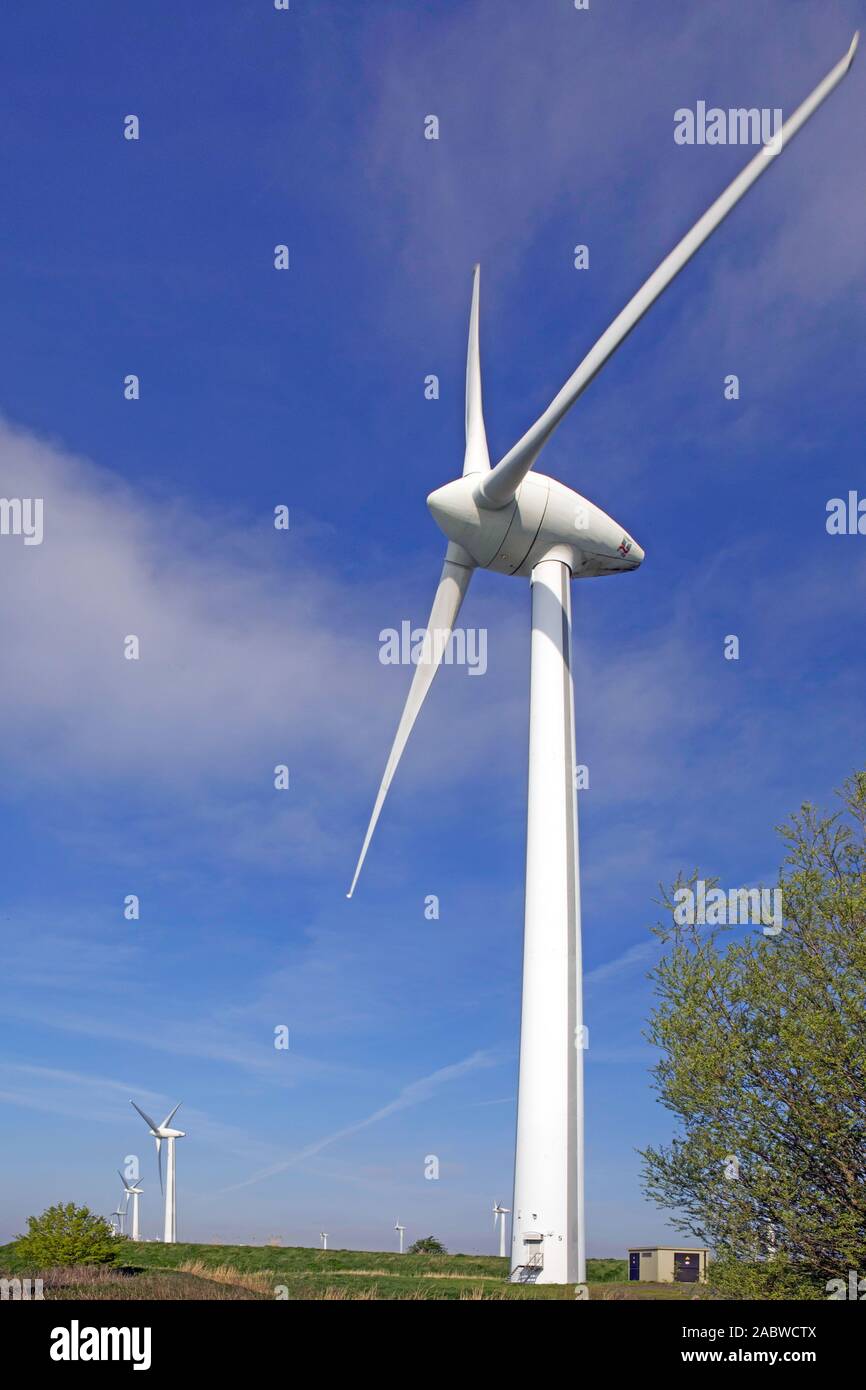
[15,1203,127,1268]
[641,770,866,1297]
[407,1236,447,1254]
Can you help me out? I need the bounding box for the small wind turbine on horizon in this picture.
[493,1202,510,1260]
[320,1232,328,1250]
[346,35,859,1284]
[395,1221,406,1254]
[118,1170,144,1243]
[131,1100,185,1243]
[110,1200,126,1236]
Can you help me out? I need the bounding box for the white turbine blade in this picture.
[156,1136,164,1196]
[118,1169,132,1192]
[463,264,490,476]
[346,550,474,898]
[160,1102,181,1130]
[131,1099,160,1132]
[477,31,859,509]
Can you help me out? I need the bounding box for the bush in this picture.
[642,770,866,1287]
[407,1236,447,1254]
[15,1203,127,1268]
[707,1254,823,1301]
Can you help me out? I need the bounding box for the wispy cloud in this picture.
[0,1062,279,1166]
[585,941,657,991]
[218,1048,500,1194]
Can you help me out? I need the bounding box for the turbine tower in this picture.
[118,1170,144,1242]
[493,1202,510,1259]
[347,37,858,1284]
[131,1100,185,1244]
[395,1221,406,1254]
[320,1232,328,1251]
[110,1202,126,1236]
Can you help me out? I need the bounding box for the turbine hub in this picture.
[427,472,644,578]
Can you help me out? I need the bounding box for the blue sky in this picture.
[1,0,864,1255]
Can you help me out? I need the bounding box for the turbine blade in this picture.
[346,549,474,898]
[118,1169,131,1191]
[131,1099,160,1132]
[160,1102,181,1129]
[463,264,490,476]
[477,32,859,509]
[156,1136,164,1196]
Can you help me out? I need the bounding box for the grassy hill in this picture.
[0,1240,694,1300]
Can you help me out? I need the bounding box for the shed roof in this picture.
[631,1251,711,1262]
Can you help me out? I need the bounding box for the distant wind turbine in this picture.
[320,1232,328,1250]
[118,1170,144,1242]
[131,1100,185,1243]
[395,1221,406,1255]
[493,1202,510,1259]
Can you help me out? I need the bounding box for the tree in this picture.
[15,1203,126,1268]
[641,770,866,1297]
[407,1236,447,1255]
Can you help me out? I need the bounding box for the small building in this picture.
[628,1245,708,1284]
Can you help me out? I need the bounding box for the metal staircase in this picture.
[513,1252,543,1284]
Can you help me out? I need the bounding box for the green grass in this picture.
[0,1240,692,1301]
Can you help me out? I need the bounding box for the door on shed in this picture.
[629,1252,641,1281]
[674,1252,699,1282]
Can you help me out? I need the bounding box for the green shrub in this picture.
[14,1203,127,1268]
[407,1236,447,1254]
[707,1254,822,1301]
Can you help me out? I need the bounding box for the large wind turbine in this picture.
[131,1100,185,1244]
[118,1170,144,1243]
[347,37,858,1284]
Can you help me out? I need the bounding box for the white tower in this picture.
[493,1202,511,1260]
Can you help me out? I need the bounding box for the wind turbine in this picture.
[320,1232,328,1251]
[110,1201,126,1236]
[493,1202,510,1259]
[118,1170,144,1242]
[395,1221,406,1254]
[347,37,858,1285]
[131,1100,185,1243]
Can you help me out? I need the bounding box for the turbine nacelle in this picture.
[427,472,644,578]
